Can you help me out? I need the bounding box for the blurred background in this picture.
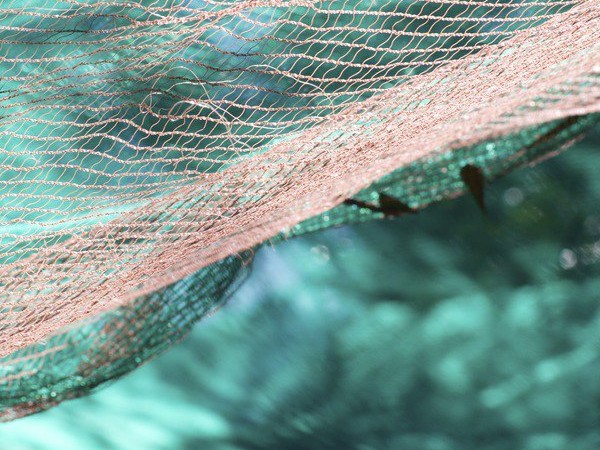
[2,130,599,449]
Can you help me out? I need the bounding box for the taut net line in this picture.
[0,0,598,420]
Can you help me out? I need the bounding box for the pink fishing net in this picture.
[0,0,598,419]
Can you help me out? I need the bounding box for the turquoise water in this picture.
[2,131,600,449]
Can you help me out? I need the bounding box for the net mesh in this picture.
[0,0,598,420]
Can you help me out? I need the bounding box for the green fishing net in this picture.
[0,0,598,420]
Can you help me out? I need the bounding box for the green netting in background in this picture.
[2,128,599,450]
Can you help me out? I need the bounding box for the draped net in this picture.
[0,0,598,420]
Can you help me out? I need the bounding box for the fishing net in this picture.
[0,0,598,420]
